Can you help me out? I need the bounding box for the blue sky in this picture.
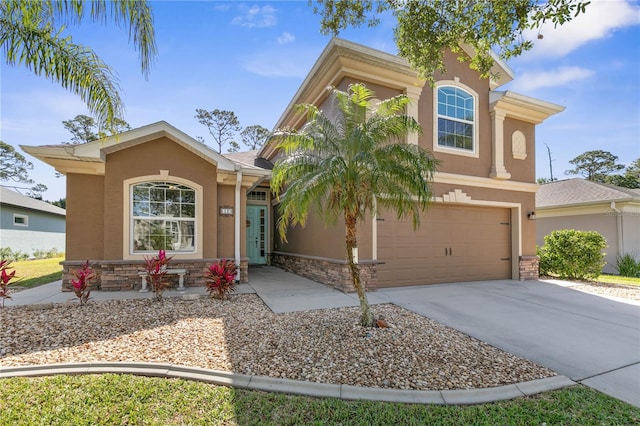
[1,0,639,201]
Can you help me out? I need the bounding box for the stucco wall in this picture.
[104,137,219,260]
[272,182,533,262]
[273,208,347,260]
[417,51,493,178]
[66,173,105,260]
[503,118,536,183]
[217,184,237,259]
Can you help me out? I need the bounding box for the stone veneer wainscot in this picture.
[271,252,378,292]
[62,259,249,291]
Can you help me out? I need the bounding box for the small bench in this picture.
[138,269,187,292]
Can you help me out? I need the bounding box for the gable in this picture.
[21,121,238,176]
[105,136,218,183]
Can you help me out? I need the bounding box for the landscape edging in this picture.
[0,362,577,405]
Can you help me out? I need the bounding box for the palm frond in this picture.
[0,0,156,129]
[4,0,157,78]
[110,0,157,79]
[0,13,123,127]
[272,83,439,239]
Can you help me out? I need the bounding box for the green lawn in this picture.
[8,257,64,288]
[0,375,638,425]
[596,274,640,287]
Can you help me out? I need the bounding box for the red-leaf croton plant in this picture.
[0,259,17,307]
[144,249,173,301]
[205,259,238,300]
[71,260,94,306]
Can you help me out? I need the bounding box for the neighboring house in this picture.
[536,179,640,274]
[0,187,66,256]
[22,38,563,291]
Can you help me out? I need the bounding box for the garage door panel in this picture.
[377,204,512,287]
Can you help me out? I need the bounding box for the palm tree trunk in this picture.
[345,212,375,327]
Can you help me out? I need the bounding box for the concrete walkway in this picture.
[5,267,638,406]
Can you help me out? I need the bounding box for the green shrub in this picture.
[616,253,640,278]
[1,248,63,261]
[0,248,28,262]
[538,229,607,280]
[31,248,63,260]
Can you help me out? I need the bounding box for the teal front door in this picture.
[247,205,267,264]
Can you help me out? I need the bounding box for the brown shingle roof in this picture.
[536,178,640,208]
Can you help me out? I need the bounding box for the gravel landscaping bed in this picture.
[567,282,640,301]
[1,295,555,391]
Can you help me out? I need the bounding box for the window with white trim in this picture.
[131,181,195,253]
[13,214,28,227]
[247,190,267,201]
[436,85,476,152]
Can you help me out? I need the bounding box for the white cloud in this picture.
[240,47,316,78]
[512,66,595,91]
[277,32,295,45]
[3,89,88,127]
[232,5,277,28]
[523,0,640,58]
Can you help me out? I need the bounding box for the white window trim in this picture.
[123,173,203,261]
[433,80,479,158]
[13,214,29,227]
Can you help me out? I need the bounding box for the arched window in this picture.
[436,85,476,153]
[131,181,196,253]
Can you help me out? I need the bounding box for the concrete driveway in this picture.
[376,279,640,407]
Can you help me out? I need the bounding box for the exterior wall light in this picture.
[527,211,536,220]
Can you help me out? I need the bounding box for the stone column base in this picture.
[519,255,539,281]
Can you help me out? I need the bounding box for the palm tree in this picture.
[272,84,439,327]
[0,0,156,131]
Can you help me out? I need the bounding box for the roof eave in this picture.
[490,91,565,124]
[537,197,640,210]
[23,121,244,174]
[0,203,66,217]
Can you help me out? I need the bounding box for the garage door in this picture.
[376,204,512,287]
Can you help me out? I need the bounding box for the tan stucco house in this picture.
[22,38,564,291]
[22,124,270,290]
[262,39,564,290]
[536,179,640,274]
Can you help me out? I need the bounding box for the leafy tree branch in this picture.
[312,0,589,84]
